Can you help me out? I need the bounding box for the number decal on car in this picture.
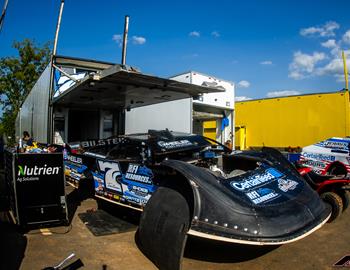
[97,160,122,193]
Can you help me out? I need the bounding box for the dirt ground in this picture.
[1,184,350,270]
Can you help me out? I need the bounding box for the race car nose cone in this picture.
[254,188,331,241]
[189,186,331,244]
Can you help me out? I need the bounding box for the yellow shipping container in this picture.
[235,90,350,150]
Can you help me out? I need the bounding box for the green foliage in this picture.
[0,39,51,144]
[0,110,17,144]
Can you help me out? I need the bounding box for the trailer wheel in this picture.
[137,186,190,270]
[340,190,350,212]
[321,192,343,222]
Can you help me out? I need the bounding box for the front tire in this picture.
[137,186,190,270]
[321,192,343,222]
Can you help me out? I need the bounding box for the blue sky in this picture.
[1,0,350,101]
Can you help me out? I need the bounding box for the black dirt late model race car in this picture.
[64,130,331,270]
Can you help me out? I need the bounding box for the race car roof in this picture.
[52,62,223,110]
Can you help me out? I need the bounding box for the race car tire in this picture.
[79,172,95,199]
[321,192,343,222]
[340,190,350,212]
[137,186,190,270]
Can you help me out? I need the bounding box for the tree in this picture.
[0,39,51,144]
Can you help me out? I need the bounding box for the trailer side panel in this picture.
[17,65,51,143]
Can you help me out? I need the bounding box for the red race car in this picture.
[299,167,350,222]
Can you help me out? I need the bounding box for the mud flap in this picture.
[137,186,190,270]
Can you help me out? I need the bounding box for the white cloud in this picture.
[189,31,200,37]
[260,60,273,65]
[235,96,252,101]
[289,51,326,79]
[113,34,146,46]
[211,31,220,37]
[237,80,250,88]
[291,23,350,83]
[317,58,344,76]
[342,30,350,44]
[315,50,350,77]
[321,39,337,48]
[132,36,146,45]
[266,90,301,98]
[112,34,123,47]
[300,21,339,37]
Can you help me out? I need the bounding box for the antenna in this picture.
[121,15,129,65]
[53,0,65,56]
[0,0,9,33]
[342,50,348,91]
[47,0,65,144]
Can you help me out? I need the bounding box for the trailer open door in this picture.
[51,58,223,142]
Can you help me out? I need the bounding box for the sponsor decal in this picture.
[18,164,60,176]
[313,168,324,174]
[17,164,61,182]
[67,155,83,164]
[278,178,298,192]
[124,164,153,185]
[123,195,148,205]
[130,185,150,197]
[302,152,335,162]
[324,141,349,149]
[230,168,283,191]
[80,138,120,148]
[157,140,193,149]
[245,188,280,205]
[97,160,122,193]
[302,160,327,168]
[93,172,104,192]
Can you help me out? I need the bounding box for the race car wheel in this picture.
[321,192,343,222]
[340,190,350,212]
[79,172,95,199]
[137,186,190,270]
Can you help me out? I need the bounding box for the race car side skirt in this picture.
[95,194,143,212]
[188,211,331,245]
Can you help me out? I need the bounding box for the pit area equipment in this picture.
[4,149,68,227]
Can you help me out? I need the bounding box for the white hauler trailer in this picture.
[15,57,224,145]
[125,71,235,145]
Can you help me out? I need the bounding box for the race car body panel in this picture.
[161,156,330,245]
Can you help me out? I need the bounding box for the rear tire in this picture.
[321,192,343,222]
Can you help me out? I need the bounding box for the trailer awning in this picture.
[52,65,223,110]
